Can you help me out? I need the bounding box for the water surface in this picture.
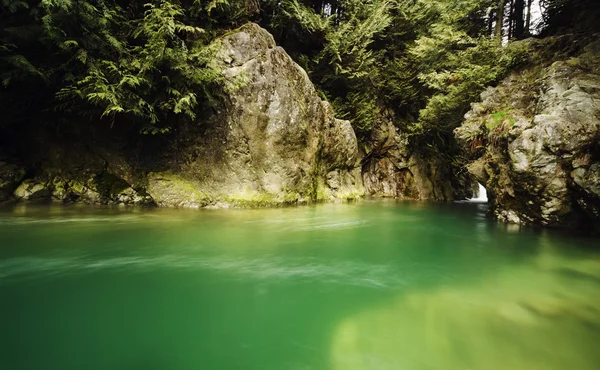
[1,200,599,370]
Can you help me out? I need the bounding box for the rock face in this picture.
[0,24,363,208]
[455,37,600,230]
[361,112,464,201]
[146,23,363,207]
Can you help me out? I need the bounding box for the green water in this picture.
[1,200,600,370]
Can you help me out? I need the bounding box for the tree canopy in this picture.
[1,0,597,149]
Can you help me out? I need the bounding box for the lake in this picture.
[1,200,599,370]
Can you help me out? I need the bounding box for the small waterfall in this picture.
[470,183,488,202]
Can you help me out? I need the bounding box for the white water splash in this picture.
[470,183,488,203]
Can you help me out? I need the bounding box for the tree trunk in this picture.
[488,8,496,36]
[494,0,505,38]
[507,0,514,40]
[525,0,533,35]
[513,0,525,39]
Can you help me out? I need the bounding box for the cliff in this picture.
[455,35,600,231]
[361,114,466,201]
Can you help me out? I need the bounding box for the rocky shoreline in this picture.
[1,26,599,232]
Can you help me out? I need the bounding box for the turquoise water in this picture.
[1,200,599,370]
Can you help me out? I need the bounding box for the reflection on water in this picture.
[331,248,600,370]
[0,200,599,370]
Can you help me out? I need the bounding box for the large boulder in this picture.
[5,24,364,208]
[455,37,600,230]
[145,23,364,207]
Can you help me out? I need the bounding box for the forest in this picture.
[1,0,598,159]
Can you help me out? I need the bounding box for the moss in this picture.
[486,111,516,130]
[224,73,250,95]
[224,23,275,47]
[219,23,258,39]
[13,179,50,200]
[223,190,282,208]
[221,187,315,208]
[147,172,211,208]
[68,180,87,195]
[283,192,301,204]
[94,173,130,197]
[314,178,332,201]
[339,187,366,201]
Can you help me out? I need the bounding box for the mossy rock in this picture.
[13,179,50,201]
[0,162,26,202]
[146,172,210,208]
[94,173,131,197]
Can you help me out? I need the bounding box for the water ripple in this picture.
[0,216,143,225]
[0,253,423,289]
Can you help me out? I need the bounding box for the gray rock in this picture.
[146,172,210,208]
[362,114,458,200]
[151,23,364,207]
[10,173,152,206]
[62,180,103,204]
[14,179,50,201]
[455,38,600,230]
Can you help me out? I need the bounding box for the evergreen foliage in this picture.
[1,0,593,155]
[539,0,600,35]
[0,0,244,134]
[263,0,526,147]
